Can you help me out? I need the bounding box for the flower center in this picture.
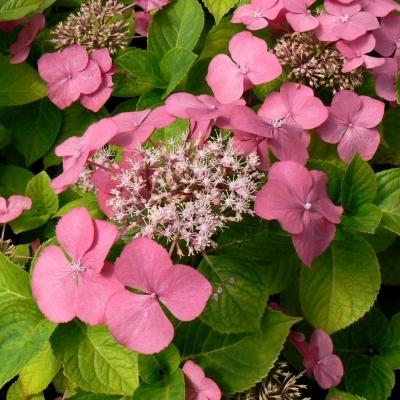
[348,123,353,127]
[340,14,349,22]
[253,10,263,18]
[210,104,216,110]
[71,259,86,272]
[271,119,282,128]
[150,292,159,299]
[304,202,312,210]
[238,65,249,74]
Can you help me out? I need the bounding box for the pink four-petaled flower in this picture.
[254,161,343,267]
[106,237,212,354]
[31,207,122,325]
[283,0,319,32]
[0,195,32,224]
[206,31,282,104]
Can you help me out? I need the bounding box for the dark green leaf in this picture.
[341,203,382,234]
[0,166,34,198]
[381,312,400,369]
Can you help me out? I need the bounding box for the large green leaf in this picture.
[139,344,180,384]
[199,234,301,334]
[174,309,301,393]
[202,0,238,24]
[160,47,197,97]
[0,165,34,198]
[9,98,62,166]
[184,58,213,96]
[300,230,380,334]
[112,71,155,98]
[374,168,400,235]
[115,50,165,88]
[341,203,382,234]
[345,355,394,400]
[9,171,59,233]
[54,194,104,219]
[341,153,377,211]
[0,55,46,106]
[378,108,400,164]
[51,321,139,395]
[132,369,185,400]
[68,390,120,400]
[0,254,57,387]
[43,102,108,168]
[327,388,366,400]
[199,18,243,60]
[381,312,400,369]
[7,379,44,400]
[19,341,61,396]
[0,0,43,20]
[148,0,204,56]
[0,252,32,305]
[351,307,391,351]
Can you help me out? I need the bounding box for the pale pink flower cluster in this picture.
[90,134,262,255]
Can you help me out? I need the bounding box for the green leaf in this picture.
[115,50,165,88]
[396,70,400,104]
[151,118,189,143]
[345,355,394,400]
[148,0,204,56]
[374,168,400,235]
[327,388,366,400]
[54,194,104,219]
[0,55,46,106]
[43,102,108,169]
[300,230,380,334]
[331,326,360,368]
[199,18,243,60]
[51,321,139,395]
[19,341,61,396]
[9,172,59,234]
[112,71,155,98]
[202,0,238,24]
[0,252,32,304]
[132,369,185,400]
[198,234,301,334]
[362,225,396,254]
[0,166,34,198]
[160,48,197,97]
[174,309,301,393]
[341,203,382,234]
[52,367,78,399]
[184,58,213,95]
[381,313,400,369]
[379,236,400,285]
[7,379,44,400]
[0,123,11,149]
[351,307,391,351]
[307,159,344,204]
[376,109,400,165]
[0,0,43,19]
[139,344,180,384]
[136,88,165,111]
[68,390,120,400]
[8,244,31,267]
[252,72,287,102]
[0,296,57,388]
[9,98,62,166]
[341,153,377,211]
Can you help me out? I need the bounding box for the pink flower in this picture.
[355,0,398,17]
[336,33,385,72]
[134,11,152,37]
[283,0,319,32]
[316,90,385,163]
[231,0,283,31]
[297,329,344,389]
[51,118,118,194]
[109,106,175,149]
[165,92,245,142]
[206,31,282,104]
[79,48,116,112]
[259,82,328,130]
[254,161,343,267]
[9,13,45,64]
[372,12,400,57]
[373,57,400,101]
[229,105,309,166]
[31,207,122,325]
[315,0,379,42]
[0,16,27,33]
[0,195,32,223]
[105,237,212,354]
[135,0,170,12]
[38,44,102,109]
[182,360,222,400]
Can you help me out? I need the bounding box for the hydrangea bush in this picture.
[1,0,400,399]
